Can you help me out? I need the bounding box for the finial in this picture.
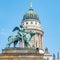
[30,2,32,9]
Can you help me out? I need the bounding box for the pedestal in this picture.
[0,48,44,60]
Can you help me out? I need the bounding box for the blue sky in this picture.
[0,0,60,55]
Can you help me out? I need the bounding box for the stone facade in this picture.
[22,18,44,50]
[0,54,44,60]
[44,48,52,60]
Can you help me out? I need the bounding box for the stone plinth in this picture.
[2,48,37,54]
[0,48,44,60]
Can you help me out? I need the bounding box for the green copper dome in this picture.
[23,8,39,20]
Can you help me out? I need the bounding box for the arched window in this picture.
[36,42,37,47]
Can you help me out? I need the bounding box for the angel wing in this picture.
[12,27,20,32]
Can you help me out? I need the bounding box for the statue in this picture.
[6,25,36,48]
[13,25,27,36]
[23,31,35,47]
[6,34,22,48]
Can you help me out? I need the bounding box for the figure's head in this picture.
[30,31,36,36]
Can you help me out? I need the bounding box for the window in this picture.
[26,22,28,24]
[35,22,37,25]
[47,58,49,60]
[31,22,33,24]
[23,23,24,25]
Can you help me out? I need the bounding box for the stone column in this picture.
[34,34,36,48]
[39,34,43,50]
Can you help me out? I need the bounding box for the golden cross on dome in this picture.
[30,2,32,8]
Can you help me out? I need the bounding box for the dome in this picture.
[23,7,39,20]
